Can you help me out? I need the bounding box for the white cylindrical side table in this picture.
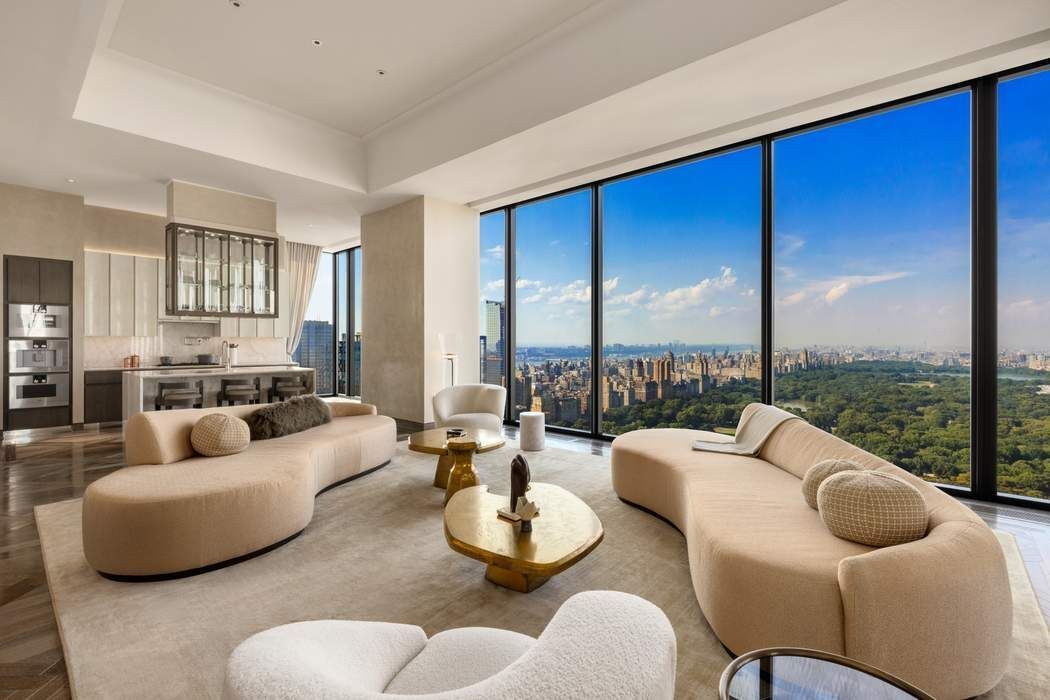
[519,411,546,451]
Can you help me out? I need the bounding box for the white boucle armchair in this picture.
[224,591,676,699]
[432,383,506,433]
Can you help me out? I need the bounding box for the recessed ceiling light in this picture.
[229,0,242,7]
[376,69,387,76]
[312,39,322,47]
[66,178,76,183]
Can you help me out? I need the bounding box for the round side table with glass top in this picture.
[719,648,935,700]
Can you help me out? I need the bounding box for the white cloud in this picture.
[484,244,503,257]
[708,306,739,318]
[646,266,737,314]
[777,234,805,258]
[516,278,543,290]
[742,288,756,297]
[781,271,910,307]
[602,277,620,294]
[824,282,849,304]
[549,279,590,305]
[484,279,504,293]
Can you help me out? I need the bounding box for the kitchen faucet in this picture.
[222,340,231,371]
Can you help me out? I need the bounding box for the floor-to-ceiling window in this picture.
[352,249,362,399]
[477,58,1050,511]
[479,211,507,388]
[772,92,972,490]
[513,190,592,430]
[997,66,1050,502]
[336,251,349,395]
[291,247,361,398]
[293,251,335,394]
[600,146,762,435]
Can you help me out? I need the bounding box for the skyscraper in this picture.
[293,319,334,393]
[482,300,506,386]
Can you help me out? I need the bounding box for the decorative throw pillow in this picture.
[817,471,928,547]
[191,413,250,457]
[802,459,861,509]
[247,394,331,440]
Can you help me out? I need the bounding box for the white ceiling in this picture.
[1,0,1049,248]
[107,0,603,137]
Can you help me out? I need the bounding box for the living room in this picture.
[2,1,1049,698]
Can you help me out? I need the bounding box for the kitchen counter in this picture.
[134,365,312,378]
[122,366,316,420]
[86,362,299,372]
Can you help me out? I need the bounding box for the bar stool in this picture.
[218,377,261,406]
[154,380,204,411]
[271,375,308,402]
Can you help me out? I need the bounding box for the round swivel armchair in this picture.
[224,591,676,699]
[432,383,506,433]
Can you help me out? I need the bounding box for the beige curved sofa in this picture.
[611,403,1011,700]
[83,399,396,579]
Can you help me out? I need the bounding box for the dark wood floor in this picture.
[2,425,1048,697]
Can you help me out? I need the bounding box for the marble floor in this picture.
[1,425,1049,697]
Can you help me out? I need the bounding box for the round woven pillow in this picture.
[191,413,251,457]
[802,458,861,509]
[817,471,928,547]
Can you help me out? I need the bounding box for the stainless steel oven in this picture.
[8,373,69,409]
[8,303,70,339]
[8,339,69,374]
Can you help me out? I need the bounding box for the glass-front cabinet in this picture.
[253,238,276,315]
[165,223,279,317]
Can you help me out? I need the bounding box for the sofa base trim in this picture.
[96,528,307,582]
[96,459,393,582]
[617,497,683,535]
[316,459,390,495]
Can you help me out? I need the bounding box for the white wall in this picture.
[423,197,479,422]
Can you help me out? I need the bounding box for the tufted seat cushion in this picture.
[385,628,535,694]
[442,412,502,433]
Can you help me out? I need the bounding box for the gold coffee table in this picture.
[443,482,603,593]
[408,428,505,491]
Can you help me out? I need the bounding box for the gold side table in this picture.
[408,427,505,492]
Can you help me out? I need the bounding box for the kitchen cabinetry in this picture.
[84,371,123,423]
[5,255,72,305]
[85,252,163,337]
[134,257,158,336]
[165,223,278,318]
[109,254,135,336]
[84,251,110,336]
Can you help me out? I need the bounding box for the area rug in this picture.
[36,443,1050,699]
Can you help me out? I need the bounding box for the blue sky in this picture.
[481,68,1050,351]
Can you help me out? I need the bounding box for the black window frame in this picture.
[480,56,1050,512]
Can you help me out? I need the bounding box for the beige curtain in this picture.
[286,242,323,357]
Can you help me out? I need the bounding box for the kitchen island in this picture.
[122,365,316,419]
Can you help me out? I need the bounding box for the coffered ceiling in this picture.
[106,0,603,137]
[1,0,1048,247]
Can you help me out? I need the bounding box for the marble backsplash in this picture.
[84,324,290,368]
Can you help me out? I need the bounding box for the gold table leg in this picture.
[485,565,550,593]
[443,438,480,506]
[433,453,455,489]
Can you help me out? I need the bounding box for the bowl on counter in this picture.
[197,354,218,365]
[159,356,173,366]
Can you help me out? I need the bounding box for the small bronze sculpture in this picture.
[510,454,533,531]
